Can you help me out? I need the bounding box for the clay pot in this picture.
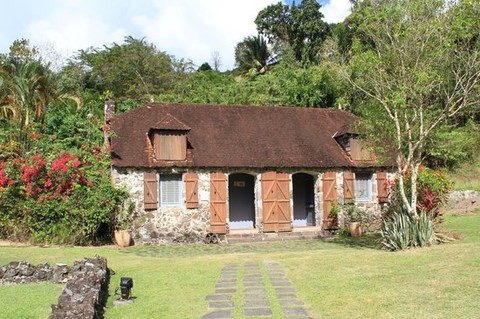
[114,230,132,247]
[349,222,363,237]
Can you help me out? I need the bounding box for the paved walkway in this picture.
[202,261,312,319]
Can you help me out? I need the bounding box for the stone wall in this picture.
[50,256,109,319]
[113,167,389,243]
[0,261,70,284]
[113,168,210,244]
[0,256,109,319]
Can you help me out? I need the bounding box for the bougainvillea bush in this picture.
[0,129,128,245]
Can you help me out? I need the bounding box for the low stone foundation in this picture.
[0,261,70,284]
[0,256,109,319]
[50,256,109,319]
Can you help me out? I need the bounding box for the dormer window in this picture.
[148,113,191,162]
[153,130,187,160]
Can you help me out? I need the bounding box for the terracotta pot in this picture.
[114,230,131,247]
[349,222,363,237]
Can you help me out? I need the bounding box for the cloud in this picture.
[25,3,126,58]
[321,0,352,23]
[132,0,276,70]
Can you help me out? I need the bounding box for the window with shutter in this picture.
[184,173,199,209]
[160,174,183,206]
[153,131,187,161]
[355,173,373,201]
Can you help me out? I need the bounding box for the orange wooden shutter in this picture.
[210,172,227,233]
[322,171,338,219]
[144,172,158,210]
[377,172,388,203]
[184,173,199,209]
[343,171,355,204]
[261,172,292,232]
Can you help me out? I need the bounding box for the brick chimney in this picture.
[104,99,115,152]
[104,99,116,125]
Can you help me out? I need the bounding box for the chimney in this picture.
[104,99,116,125]
[104,99,115,152]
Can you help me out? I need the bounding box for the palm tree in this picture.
[234,35,272,74]
[0,59,55,130]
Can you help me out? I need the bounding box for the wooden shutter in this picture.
[377,172,389,203]
[185,173,199,209]
[261,172,292,232]
[350,138,375,161]
[322,171,338,220]
[343,171,355,204]
[210,172,227,233]
[154,133,186,160]
[144,172,158,210]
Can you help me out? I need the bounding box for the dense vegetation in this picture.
[0,0,479,246]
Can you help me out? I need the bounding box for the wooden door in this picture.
[210,172,227,233]
[322,171,338,228]
[262,172,292,232]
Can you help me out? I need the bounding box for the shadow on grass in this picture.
[327,232,384,250]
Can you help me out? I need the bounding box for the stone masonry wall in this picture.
[112,168,210,244]
[113,167,388,243]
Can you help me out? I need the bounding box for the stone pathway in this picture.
[202,261,312,319]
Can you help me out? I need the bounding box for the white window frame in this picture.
[355,173,373,202]
[159,174,183,207]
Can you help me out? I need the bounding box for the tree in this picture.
[255,0,329,63]
[210,51,222,71]
[342,0,480,218]
[75,36,174,101]
[234,35,271,74]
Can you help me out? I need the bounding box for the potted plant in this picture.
[323,201,340,230]
[114,200,135,247]
[344,204,364,237]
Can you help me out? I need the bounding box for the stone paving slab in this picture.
[244,308,273,317]
[209,301,234,308]
[278,299,304,306]
[244,300,270,308]
[275,287,296,293]
[216,283,237,288]
[243,281,265,287]
[202,310,232,319]
[271,281,293,287]
[244,276,262,281]
[282,307,310,316]
[205,294,232,301]
[276,293,298,299]
[215,288,236,294]
[244,293,268,300]
[244,287,267,293]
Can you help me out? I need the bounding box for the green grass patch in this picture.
[1,210,479,318]
[449,157,480,191]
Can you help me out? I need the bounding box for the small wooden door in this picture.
[323,171,338,228]
[210,172,227,233]
[261,172,292,232]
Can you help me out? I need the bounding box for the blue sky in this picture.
[1,0,351,71]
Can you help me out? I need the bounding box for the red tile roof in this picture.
[110,103,381,169]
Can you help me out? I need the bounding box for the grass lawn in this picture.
[0,210,479,319]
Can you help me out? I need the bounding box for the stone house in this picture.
[107,101,392,244]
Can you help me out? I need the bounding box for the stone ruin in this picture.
[0,255,109,319]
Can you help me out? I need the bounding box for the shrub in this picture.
[381,207,435,251]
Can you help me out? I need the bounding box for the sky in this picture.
[0,0,351,71]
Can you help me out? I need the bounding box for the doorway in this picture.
[293,173,315,226]
[228,173,256,229]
